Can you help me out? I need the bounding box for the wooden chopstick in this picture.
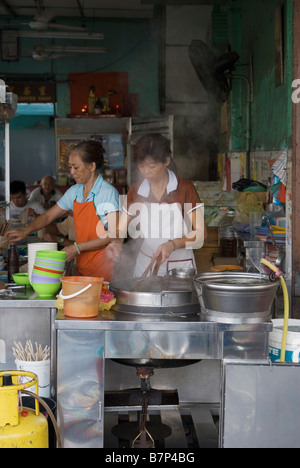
[152,258,162,276]
[141,257,157,279]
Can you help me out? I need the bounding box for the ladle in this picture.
[263,216,276,246]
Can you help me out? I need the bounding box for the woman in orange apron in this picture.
[72,192,114,280]
[106,134,206,277]
[8,140,120,282]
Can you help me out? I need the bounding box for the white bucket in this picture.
[15,359,50,398]
[269,319,300,363]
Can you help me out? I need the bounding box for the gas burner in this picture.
[112,421,172,448]
[136,367,153,391]
[107,368,176,448]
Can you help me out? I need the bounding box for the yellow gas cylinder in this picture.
[0,370,48,448]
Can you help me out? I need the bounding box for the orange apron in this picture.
[73,198,113,281]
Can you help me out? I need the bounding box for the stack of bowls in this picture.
[31,250,66,297]
[28,242,57,285]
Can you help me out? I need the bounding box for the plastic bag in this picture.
[232,178,267,192]
[234,192,263,224]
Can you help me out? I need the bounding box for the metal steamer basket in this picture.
[194,272,279,324]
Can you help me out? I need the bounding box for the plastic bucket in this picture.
[59,276,103,318]
[269,319,300,363]
[15,359,50,398]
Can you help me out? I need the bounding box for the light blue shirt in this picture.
[57,175,120,229]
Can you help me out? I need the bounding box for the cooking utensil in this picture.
[110,275,199,313]
[169,268,196,278]
[140,257,157,280]
[263,216,276,246]
[12,340,50,361]
[194,271,279,324]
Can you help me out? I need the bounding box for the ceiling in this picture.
[0,0,154,20]
[0,0,226,20]
[0,0,227,61]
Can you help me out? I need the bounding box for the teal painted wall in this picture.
[0,16,160,182]
[229,0,293,152]
[0,17,160,118]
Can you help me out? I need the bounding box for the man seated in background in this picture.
[10,180,45,224]
[29,175,62,210]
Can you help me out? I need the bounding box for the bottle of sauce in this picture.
[88,88,96,115]
[7,243,19,283]
[218,208,237,257]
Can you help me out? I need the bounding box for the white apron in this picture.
[133,201,196,277]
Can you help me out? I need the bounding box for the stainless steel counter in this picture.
[55,309,272,361]
[0,287,56,307]
[2,289,288,449]
[54,307,273,448]
[0,286,57,397]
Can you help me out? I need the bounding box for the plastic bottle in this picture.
[218,208,237,257]
[7,243,19,283]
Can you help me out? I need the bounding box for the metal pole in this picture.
[4,121,9,221]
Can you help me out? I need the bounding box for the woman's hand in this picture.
[153,240,176,265]
[7,205,67,244]
[106,241,123,260]
[62,244,78,262]
[6,227,29,243]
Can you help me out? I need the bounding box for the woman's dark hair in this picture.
[134,133,177,173]
[68,140,105,171]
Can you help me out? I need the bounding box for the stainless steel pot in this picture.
[194,272,279,324]
[169,268,196,278]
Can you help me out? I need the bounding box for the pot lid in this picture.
[110,275,199,309]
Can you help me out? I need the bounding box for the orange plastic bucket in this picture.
[59,276,103,318]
